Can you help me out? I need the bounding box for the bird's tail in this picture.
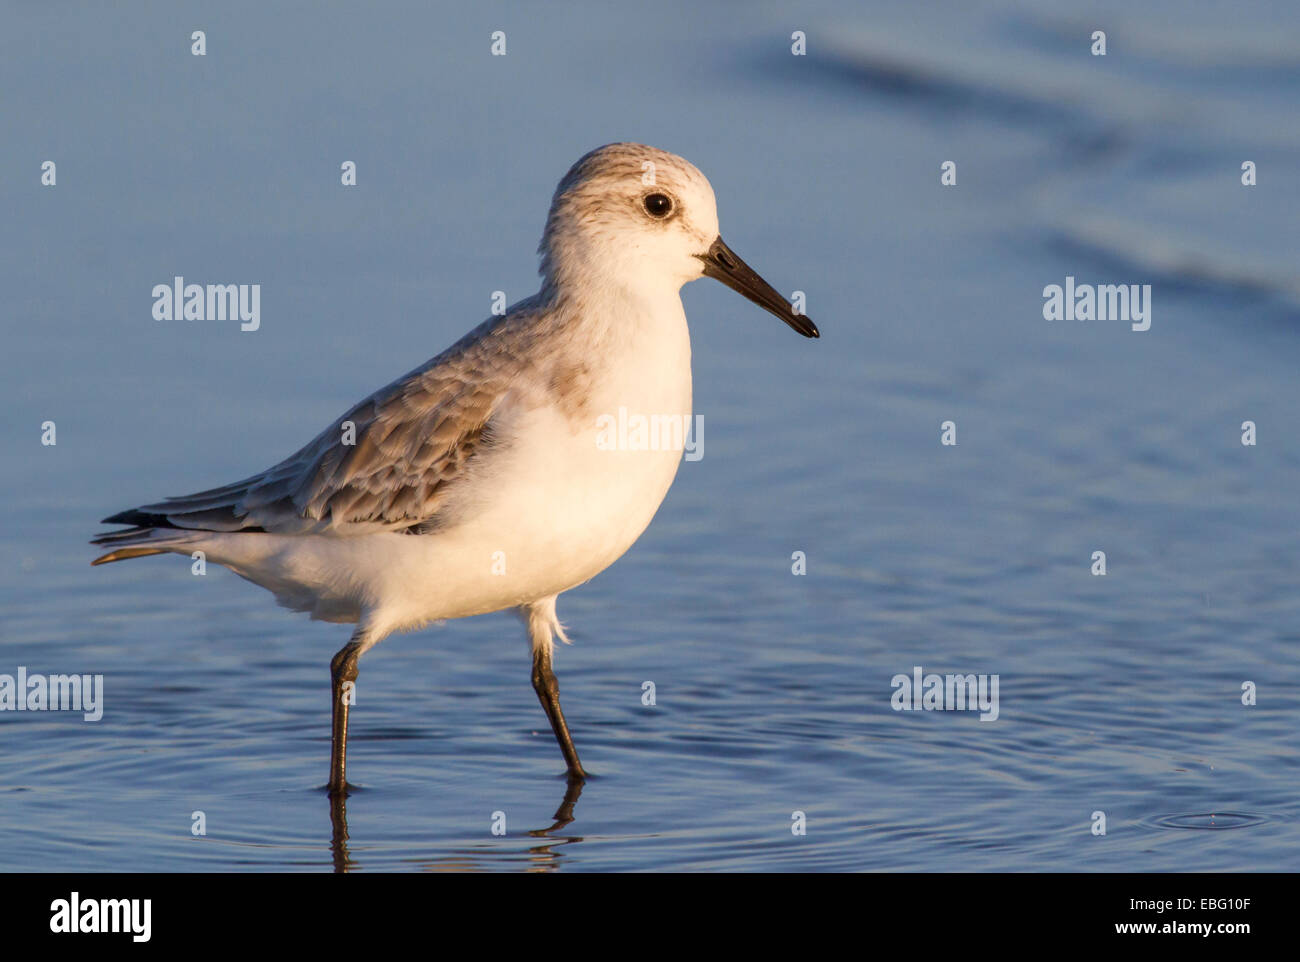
[90,526,202,566]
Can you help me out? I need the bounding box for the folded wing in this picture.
[98,316,523,539]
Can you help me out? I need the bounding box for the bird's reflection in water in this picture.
[533,776,584,835]
[329,788,355,873]
[327,776,587,873]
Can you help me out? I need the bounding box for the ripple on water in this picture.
[1144,812,1273,831]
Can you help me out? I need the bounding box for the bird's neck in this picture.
[539,268,688,353]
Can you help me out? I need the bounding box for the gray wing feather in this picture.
[124,314,528,535]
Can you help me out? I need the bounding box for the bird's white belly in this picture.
[434,415,682,603]
[383,341,693,625]
[211,308,695,633]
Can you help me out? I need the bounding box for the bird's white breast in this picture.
[374,291,694,627]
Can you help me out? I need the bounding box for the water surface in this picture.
[1,0,1297,870]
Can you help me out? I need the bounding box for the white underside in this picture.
[182,291,693,648]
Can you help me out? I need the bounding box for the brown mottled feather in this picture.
[104,297,574,537]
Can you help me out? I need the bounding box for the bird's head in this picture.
[539,143,818,338]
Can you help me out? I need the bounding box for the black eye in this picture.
[643,193,673,218]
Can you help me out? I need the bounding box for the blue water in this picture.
[2,0,1297,871]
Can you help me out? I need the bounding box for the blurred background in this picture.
[2,0,1297,870]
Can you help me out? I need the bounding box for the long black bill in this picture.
[696,236,819,338]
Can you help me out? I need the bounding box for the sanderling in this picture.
[92,143,818,795]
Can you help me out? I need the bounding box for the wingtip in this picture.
[90,547,166,566]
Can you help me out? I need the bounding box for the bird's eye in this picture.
[643,193,673,218]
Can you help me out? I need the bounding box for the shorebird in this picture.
[92,143,818,796]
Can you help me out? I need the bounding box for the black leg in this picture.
[531,643,586,781]
[329,639,362,796]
